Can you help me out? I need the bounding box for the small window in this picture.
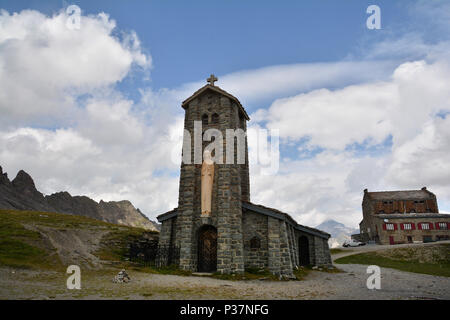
[211,113,219,124]
[403,223,412,230]
[438,222,448,230]
[421,223,430,230]
[202,114,209,126]
[250,236,261,249]
[386,223,395,230]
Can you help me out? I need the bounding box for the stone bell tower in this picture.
[175,74,250,273]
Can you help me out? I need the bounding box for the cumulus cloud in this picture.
[260,59,450,150]
[0,9,150,126]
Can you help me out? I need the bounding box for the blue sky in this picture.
[1,0,450,228]
[3,0,411,89]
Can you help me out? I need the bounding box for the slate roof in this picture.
[181,84,250,120]
[366,189,433,201]
[156,202,330,239]
[242,201,330,239]
[157,208,177,222]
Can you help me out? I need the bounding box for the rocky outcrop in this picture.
[0,166,159,231]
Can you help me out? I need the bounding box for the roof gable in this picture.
[181,84,250,120]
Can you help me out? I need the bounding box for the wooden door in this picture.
[198,226,217,272]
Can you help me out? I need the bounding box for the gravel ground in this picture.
[1,263,448,300]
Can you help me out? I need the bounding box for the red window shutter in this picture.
[418,223,422,230]
[435,222,440,230]
[448,222,450,229]
[393,223,398,230]
[400,223,404,230]
[382,223,386,230]
[411,223,416,230]
[429,222,434,230]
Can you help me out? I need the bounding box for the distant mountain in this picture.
[0,166,160,231]
[316,219,359,248]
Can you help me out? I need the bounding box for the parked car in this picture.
[342,240,366,247]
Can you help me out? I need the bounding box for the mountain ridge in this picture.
[0,165,159,231]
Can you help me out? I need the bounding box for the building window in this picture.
[421,223,430,230]
[250,236,261,249]
[438,222,448,230]
[403,223,412,230]
[202,114,209,126]
[211,113,219,124]
[414,200,425,204]
[386,223,394,231]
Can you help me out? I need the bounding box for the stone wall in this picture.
[242,210,268,269]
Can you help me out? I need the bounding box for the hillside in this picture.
[0,166,159,231]
[0,209,158,270]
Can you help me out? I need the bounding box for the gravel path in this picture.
[1,263,449,300]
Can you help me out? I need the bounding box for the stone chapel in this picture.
[157,75,332,277]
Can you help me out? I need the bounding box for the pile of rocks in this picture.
[112,269,131,283]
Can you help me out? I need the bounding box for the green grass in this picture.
[0,210,60,269]
[335,244,450,277]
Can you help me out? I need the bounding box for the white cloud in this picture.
[259,59,450,150]
[0,9,150,126]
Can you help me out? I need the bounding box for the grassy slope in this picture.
[335,243,450,277]
[0,209,157,270]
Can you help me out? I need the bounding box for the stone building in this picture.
[357,187,450,245]
[157,75,331,277]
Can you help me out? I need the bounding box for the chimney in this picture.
[364,188,368,193]
[421,187,427,191]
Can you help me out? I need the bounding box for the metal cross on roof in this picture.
[207,74,218,86]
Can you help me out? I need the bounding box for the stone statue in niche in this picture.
[201,150,214,217]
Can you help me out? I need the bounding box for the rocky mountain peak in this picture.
[12,170,37,191]
[0,166,10,185]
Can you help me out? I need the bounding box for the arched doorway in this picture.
[298,236,310,266]
[198,225,217,272]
